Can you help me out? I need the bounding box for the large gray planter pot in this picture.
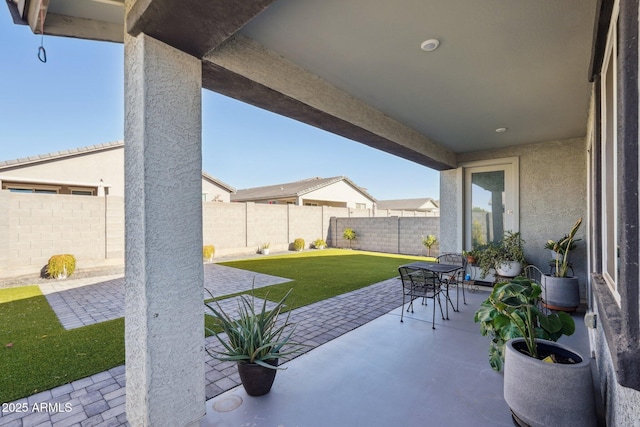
[541,275,580,312]
[504,338,596,427]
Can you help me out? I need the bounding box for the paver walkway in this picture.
[0,267,401,427]
[39,264,291,330]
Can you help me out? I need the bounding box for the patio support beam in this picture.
[124,32,204,426]
[202,35,457,171]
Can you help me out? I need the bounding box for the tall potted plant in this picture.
[205,288,304,396]
[474,277,596,427]
[542,217,583,312]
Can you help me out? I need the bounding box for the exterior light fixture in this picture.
[420,39,440,52]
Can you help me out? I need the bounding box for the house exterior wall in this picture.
[441,138,588,293]
[0,146,125,195]
[0,145,231,200]
[202,179,231,202]
[300,180,374,208]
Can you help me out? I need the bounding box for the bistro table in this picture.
[400,261,464,319]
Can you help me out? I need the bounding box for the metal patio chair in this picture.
[436,253,468,311]
[398,266,445,329]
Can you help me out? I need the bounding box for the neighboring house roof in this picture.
[231,176,376,202]
[0,140,236,193]
[201,172,236,194]
[376,198,439,211]
[0,140,125,170]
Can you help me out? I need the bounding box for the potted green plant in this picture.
[261,242,270,255]
[542,217,583,312]
[204,288,304,396]
[474,277,596,427]
[313,238,327,249]
[421,234,437,257]
[477,231,525,278]
[202,245,215,262]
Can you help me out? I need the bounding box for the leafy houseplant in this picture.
[474,277,575,371]
[204,288,304,396]
[546,217,582,278]
[343,228,356,249]
[542,217,583,311]
[477,231,525,278]
[421,235,437,257]
[475,277,596,427]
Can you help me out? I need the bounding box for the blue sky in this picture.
[0,13,439,200]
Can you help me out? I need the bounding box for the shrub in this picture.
[421,235,437,256]
[343,228,356,248]
[46,254,76,279]
[203,245,215,262]
[293,238,305,251]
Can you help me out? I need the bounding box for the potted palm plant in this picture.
[474,277,596,427]
[205,288,304,396]
[542,217,583,312]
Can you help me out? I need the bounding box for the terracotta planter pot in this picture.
[504,338,596,427]
[237,359,279,396]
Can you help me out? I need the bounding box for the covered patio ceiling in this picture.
[8,0,597,169]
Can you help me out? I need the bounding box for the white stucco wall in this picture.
[301,180,373,208]
[0,144,230,200]
[0,145,125,196]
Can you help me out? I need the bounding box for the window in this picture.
[600,1,620,302]
[355,203,366,209]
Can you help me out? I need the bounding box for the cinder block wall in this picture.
[0,193,440,278]
[329,216,440,256]
[3,193,107,277]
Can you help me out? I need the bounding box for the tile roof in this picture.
[0,140,234,192]
[0,140,125,169]
[231,176,376,202]
[376,198,439,211]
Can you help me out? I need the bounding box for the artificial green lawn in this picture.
[2,249,430,403]
[0,286,124,403]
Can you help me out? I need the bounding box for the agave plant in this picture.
[474,277,575,371]
[204,288,304,369]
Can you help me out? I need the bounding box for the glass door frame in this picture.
[461,157,520,251]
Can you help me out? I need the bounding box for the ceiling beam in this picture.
[203,35,457,171]
[126,0,276,58]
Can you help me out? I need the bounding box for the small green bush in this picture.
[293,238,305,251]
[47,254,76,279]
[343,228,356,248]
[203,245,215,261]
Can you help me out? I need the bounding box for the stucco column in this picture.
[124,33,204,427]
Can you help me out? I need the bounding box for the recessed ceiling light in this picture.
[495,127,507,133]
[420,39,440,52]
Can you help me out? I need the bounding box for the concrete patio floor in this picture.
[0,262,596,427]
[202,286,593,427]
